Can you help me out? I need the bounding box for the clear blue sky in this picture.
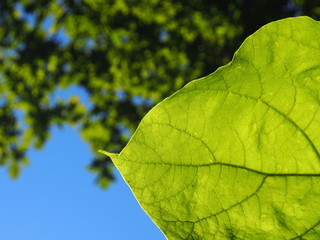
[0,125,165,240]
[0,87,165,240]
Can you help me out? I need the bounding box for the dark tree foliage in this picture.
[0,0,318,187]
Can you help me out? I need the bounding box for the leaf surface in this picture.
[102,17,320,239]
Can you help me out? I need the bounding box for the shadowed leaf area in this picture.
[104,17,320,239]
[0,0,320,187]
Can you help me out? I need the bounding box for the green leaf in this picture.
[102,16,320,239]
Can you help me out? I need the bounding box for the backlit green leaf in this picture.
[102,17,320,239]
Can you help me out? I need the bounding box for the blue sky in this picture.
[1,4,165,239]
[0,125,165,240]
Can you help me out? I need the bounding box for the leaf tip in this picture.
[98,150,119,159]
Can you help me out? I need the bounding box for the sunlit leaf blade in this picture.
[102,17,320,239]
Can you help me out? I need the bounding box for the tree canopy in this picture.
[0,0,319,187]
